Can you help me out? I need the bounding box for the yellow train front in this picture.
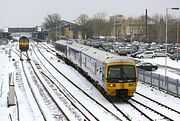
[19,36,29,51]
[105,60,138,99]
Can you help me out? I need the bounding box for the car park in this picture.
[136,51,156,59]
[136,62,158,71]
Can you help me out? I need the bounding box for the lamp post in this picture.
[176,20,179,62]
[165,8,179,81]
[113,17,116,42]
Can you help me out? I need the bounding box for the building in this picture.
[7,27,36,33]
[43,20,81,40]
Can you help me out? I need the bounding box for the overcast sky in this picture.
[0,0,180,28]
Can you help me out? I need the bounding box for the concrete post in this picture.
[8,73,15,107]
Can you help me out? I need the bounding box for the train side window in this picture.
[74,52,76,60]
[100,68,102,73]
[100,68,103,78]
[94,63,97,75]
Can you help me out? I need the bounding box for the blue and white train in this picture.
[55,40,138,99]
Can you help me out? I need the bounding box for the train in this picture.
[19,36,29,51]
[55,40,138,100]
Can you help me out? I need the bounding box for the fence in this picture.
[138,69,180,97]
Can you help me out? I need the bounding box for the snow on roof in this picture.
[82,46,134,64]
[56,40,135,64]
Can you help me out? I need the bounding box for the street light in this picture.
[165,8,179,81]
[176,20,179,62]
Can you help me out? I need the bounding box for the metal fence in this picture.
[138,69,180,97]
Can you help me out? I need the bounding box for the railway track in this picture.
[112,101,154,121]
[4,40,180,121]
[31,42,129,121]
[135,92,180,114]
[112,91,180,121]
[31,58,95,121]
[25,51,75,120]
[128,98,174,121]
[34,42,154,120]
[110,80,180,120]
[11,49,46,121]
[12,48,70,121]
[133,92,180,120]
[32,41,180,120]
[36,42,152,121]
[28,60,70,121]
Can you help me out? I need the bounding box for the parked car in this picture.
[136,62,158,71]
[116,47,128,56]
[102,42,113,51]
[130,51,144,58]
[169,53,180,60]
[93,40,101,48]
[154,50,166,57]
[136,51,156,59]
[85,38,94,46]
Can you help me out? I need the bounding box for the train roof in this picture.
[82,45,134,64]
[55,40,89,51]
[55,40,135,64]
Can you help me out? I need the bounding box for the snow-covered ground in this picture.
[0,42,180,121]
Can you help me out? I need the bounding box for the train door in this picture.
[101,64,106,89]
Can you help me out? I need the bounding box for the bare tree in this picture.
[150,14,165,43]
[76,14,89,25]
[92,12,109,38]
[76,14,89,39]
[43,13,61,41]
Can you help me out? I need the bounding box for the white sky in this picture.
[0,0,180,28]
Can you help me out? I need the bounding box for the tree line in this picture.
[42,12,180,43]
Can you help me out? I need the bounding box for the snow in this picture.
[0,42,180,121]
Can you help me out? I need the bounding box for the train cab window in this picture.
[107,65,136,83]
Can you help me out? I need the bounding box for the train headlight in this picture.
[108,84,116,87]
